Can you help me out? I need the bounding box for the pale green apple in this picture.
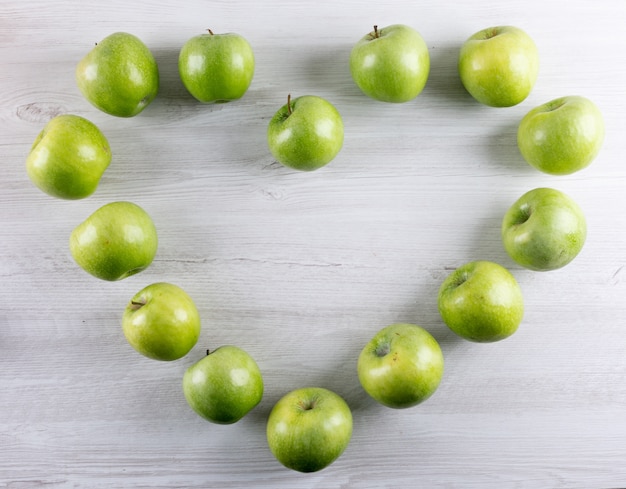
[69,201,158,281]
[357,323,444,408]
[122,282,200,361]
[458,26,539,107]
[501,187,587,271]
[517,96,605,175]
[179,29,255,103]
[183,346,263,423]
[438,261,524,342]
[26,114,111,199]
[266,387,352,473]
[267,94,344,171]
[76,32,159,117]
[349,24,430,103]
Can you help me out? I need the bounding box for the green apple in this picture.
[76,32,159,117]
[26,114,111,199]
[183,346,263,423]
[266,387,352,473]
[458,26,539,107]
[438,261,524,342]
[69,201,158,281]
[122,282,200,361]
[349,24,430,103]
[357,323,444,408]
[179,29,255,103]
[517,96,605,175]
[502,187,587,271]
[267,94,344,171]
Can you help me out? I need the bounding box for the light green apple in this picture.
[438,261,524,342]
[26,114,111,199]
[357,323,444,408]
[122,282,201,361]
[458,26,539,107]
[179,29,255,103]
[69,201,158,281]
[266,387,352,473]
[76,32,159,117]
[502,187,587,271]
[517,96,605,175]
[183,346,263,423]
[349,24,430,103]
[267,94,344,171]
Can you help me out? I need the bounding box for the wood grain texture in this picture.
[1,1,626,488]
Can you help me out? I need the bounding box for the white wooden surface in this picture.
[2,1,626,487]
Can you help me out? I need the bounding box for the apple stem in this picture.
[373,25,379,38]
[287,94,292,115]
[206,349,211,356]
[207,29,214,35]
[129,299,146,311]
[299,399,317,411]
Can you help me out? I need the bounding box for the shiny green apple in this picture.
[267,94,344,171]
[266,387,352,473]
[517,95,605,175]
[26,114,111,199]
[458,26,539,107]
[69,201,158,281]
[76,32,159,117]
[438,261,524,342]
[122,282,200,361]
[349,24,430,103]
[357,323,444,408]
[502,187,587,271]
[183,345,263,423]
[179,29,255,103]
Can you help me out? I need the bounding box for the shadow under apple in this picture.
[485,116,537,174]
[150,47,209,113]
[423,42,471,105]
